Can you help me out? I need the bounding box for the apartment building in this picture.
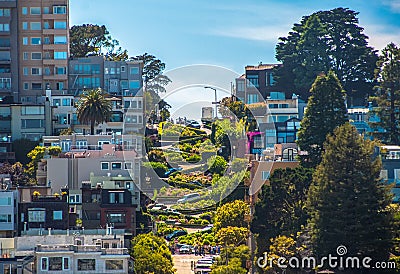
[18,0,69,104]
[0,1,17,103]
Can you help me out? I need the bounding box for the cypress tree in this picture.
[307,123,393,261]
[297,71,348,168]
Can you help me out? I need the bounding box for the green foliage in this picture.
[76,88,112,135]
[178,231,215,246]
[211,258,247,274]
[59,128,73,135]
[70,24,128,60]
[207,155,228,175]
[26,146,46,178]
[215,226,248,246]
[215,245,250,271]
[0,162,30,186]
[297,71,348,168]
[47,146,61,156]
[307,123,394,260]
[12,139,38,165]
[148,149,166,163]
[214,200,249,231]
[142,162,168,177]
[369,43,400,144]
[130,233,175,274]
[275,7,377,98]
[185,154,201,163]
[251,166,313,253]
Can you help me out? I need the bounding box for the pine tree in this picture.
[369,43,400,145]
[297,71,348,168]
[307,123,393,260]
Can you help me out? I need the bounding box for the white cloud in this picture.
[363,24,400,51]
[211,25,289,43]
[382,0,400,13]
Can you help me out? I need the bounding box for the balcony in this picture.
[36,244,129,255]
[43,73,67,81]
[43,59,67,65]
[42,13,68,20]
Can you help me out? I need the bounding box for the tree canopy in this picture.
[76,88,112,135]
[307,123,393,260]
[275,7,377,100]
[297,71,348,168]
[251,166,313,254]
[213,200,249,231]
[369,42,400,144]
[70,24,128,60]
[130,233,175,274]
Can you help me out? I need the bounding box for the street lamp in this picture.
[204,86,219,119]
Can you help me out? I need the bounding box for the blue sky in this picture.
[70,0,400,119]
[71,0,400,74]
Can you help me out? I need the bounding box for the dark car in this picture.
[165,230,187,241]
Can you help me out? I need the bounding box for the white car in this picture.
[177,193,200,203]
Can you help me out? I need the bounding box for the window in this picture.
[247,94,258,104]
[69,194,81,204]
[247,74,259,87]
[0,9,11,17]
[0,24,9,31]
[30,22,41,30]
[106,260,124,270]
[0,214,11,223]
[53,99,60,106]
[28,208,45,222]
[49,257,62,270]
[78,259,96,271]
[30,7,41,15]
[31,37,41,45]
[23,67,29,76]
[23,52,29,60]
[124,162,132,170]
[110,67,115,74]
[130,67,139,74]
[129,80,140,89]
[22,7,28,15]
[23,83,29,90]
[107,213,125,223]
[53,211,62,220]
[0,78,11,89]
[41,258,48,271]
[22,22,28,30]
[101,162,109,170]
[0,197,11,205]
[253,135,264,149]
[109,192,124,204]
[43,21,50,30]
[121,66,125,72]
[21,119,44,128]
[21,106,44,115]
[63,257,69,270]
[32,83,42,90]
[54,52,67,59]
[111,162,122,170]
[120,80,128,90]
[262,171,270,180]
[56,67,67,75]
[54,21,67,29]
[31,52,42,60]
[237,80,245,92]
[62,98,72,106]
[44,36,50,44]
[43,7,49,14]
[56,82,64,90]
[53,6,67,14]
[31,68,42,75]
[54,36,67,44]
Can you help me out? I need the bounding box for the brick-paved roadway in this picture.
[172,254,198,274]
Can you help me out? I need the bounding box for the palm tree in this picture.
[76,88,112,135]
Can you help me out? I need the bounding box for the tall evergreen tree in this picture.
[307,123,393,261]
[251,166,313,254]
[369,43,400,145]
[275,8,377,100]
[297,71,348,168]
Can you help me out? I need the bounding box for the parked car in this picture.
[177,193,201,204]
[165,230,187,241]
[148,203,167,210]
[179,244,193,254]
[164,167,183,177]
[186,120,201,129]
